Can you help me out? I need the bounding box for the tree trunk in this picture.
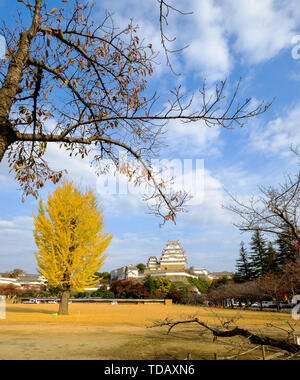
[58,290,70,315]
[0,1,42,162]
[0,123,17,162]
[0,133,8,162]
[276,300,281,312]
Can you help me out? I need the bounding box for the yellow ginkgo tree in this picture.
[33,181,112,315]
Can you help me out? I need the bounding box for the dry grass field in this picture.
[0,303,299,360]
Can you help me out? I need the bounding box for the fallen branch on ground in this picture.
[149,318,300,354]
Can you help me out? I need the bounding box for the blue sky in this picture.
[1,0,300,274]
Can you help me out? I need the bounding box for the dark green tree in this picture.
[136,263,147,272]
[143,276,156,293]
[249,231,268,278]
[265,242,278,273]
[236,241,253,281]
[187,277,209,292]
[94,272,111,280]
[275,231,298,267]
[91,285,114,299]
[95,272,110,280]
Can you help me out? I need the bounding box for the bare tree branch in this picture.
[224,151,300,246]
[0,0,271,222]
[149,317,300,354]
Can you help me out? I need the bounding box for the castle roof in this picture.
[160,240,187,265]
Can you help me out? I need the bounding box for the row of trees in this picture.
[210,212,300,308]
[209,258,300,310]
[59,276,204,304]
[0,284,40,301]
[235,230,300,282]
[3,257,299,310]
[1,275,205,305]
[95,276,207,305]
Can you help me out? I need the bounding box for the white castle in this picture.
[147,241,188,272]
[110,240,209,282]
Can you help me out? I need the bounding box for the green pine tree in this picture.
[265,242,278,273]
[276,232,297,267]
[236,241,253,281]
[249,231,268,278]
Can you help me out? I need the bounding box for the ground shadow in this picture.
[6,306,54,315]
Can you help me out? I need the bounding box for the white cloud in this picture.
[183,0,232,81]
[164,86,226,156]
[102,234,164,271]
[186,0,298,70]
[94,0,300,80]
[215,164,264,195]
[249,103,300,156]
[46,142,233,228]
[46,143,97,186]
[166,120,222,156]
[0,220,15,228]
[223,0,297,64]
[45,144,148,217]
[182,168,233,227]
[0,216,36,273]
[93,0,232,81]
[0,164,246,273]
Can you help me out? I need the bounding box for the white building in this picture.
[110,265,140,282]
[0,274,47,289]
[18,274,47,288]
[190,268,209,277]
[0,277,21,287]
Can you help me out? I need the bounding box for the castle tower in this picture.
[147,256,160,271]
[159,240,187,271]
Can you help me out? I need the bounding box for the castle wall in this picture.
[159,263,187,271]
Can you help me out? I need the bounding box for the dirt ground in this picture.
[0,303,299,360]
